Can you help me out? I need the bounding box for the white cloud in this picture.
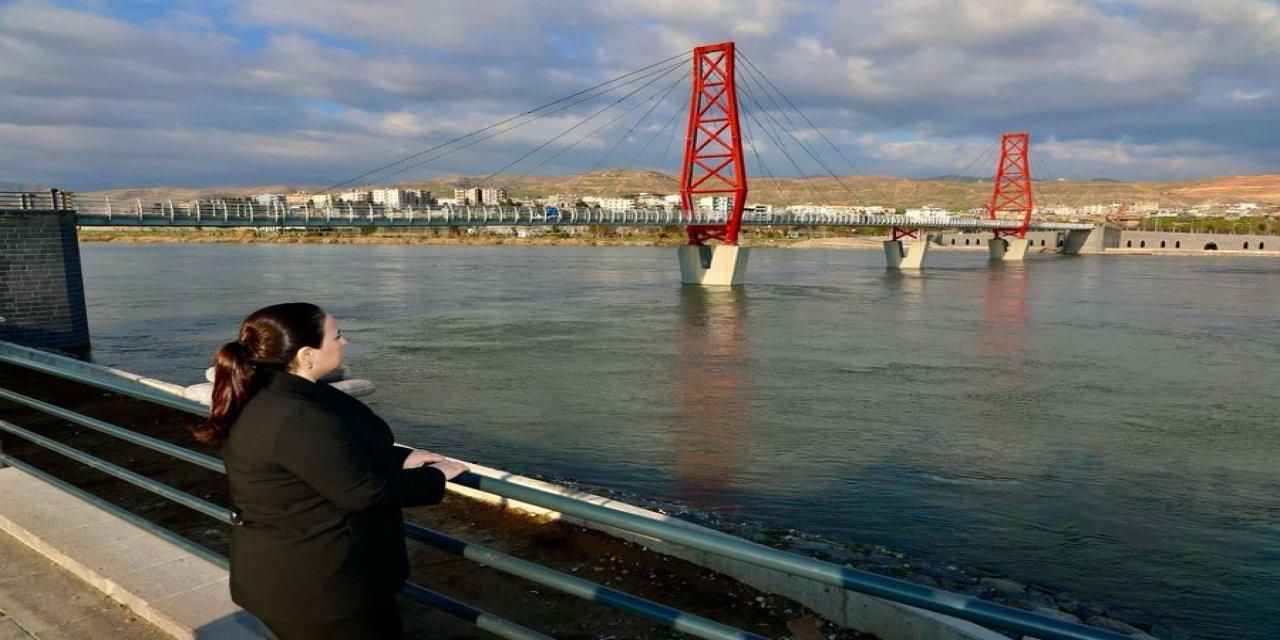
[1,0,1278,188]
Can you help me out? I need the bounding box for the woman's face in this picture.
[297,314,346,381]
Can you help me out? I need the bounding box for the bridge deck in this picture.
[71,203,1093,231]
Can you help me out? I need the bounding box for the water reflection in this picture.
[667,287,749,509]
[977,263,1029,392]
[881,269,926,324]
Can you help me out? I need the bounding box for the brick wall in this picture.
[0,210,90,353]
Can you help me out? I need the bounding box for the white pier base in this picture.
[883,239,930,269]
[678,245,749,286]
[988,237,1030,262]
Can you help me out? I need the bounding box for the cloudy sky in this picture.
[3,0,1280,191]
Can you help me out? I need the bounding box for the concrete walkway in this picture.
[0,466,268,639]
[0,526,168,639]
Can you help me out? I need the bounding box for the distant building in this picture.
[598,197,635,212]
[696,195,732,213]
[904,205,951,221]
[284,192,313,206]
[453,187,508,205]
[371,188,433,209]
[252,193,284,206]
[337,189,371,203]
[481,188,507,205]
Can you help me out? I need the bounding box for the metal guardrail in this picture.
[0,344,760,640]
[0,341,1134,640]
[0,190,74,211]
[0,189,1094,230]
[60,194,1095,231]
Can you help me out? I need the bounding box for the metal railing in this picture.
[0,344,758,640]
[0,341,1134,640]
[62,194,1094,231]
[0,190,75,211]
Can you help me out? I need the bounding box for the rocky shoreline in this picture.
[547,478,1190,640]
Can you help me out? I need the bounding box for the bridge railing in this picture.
[0,190,75,211]
[68,196,1096,230]
[0,341,1133,640]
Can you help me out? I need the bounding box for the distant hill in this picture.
[0,181,50,192]
[77,171,1280,209]
[921,175,988,183]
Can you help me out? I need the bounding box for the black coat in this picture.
[222,371,447,622]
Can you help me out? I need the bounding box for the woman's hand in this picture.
[428,460,469,480]
[402,449,447,469]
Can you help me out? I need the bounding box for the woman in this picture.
[193,302,466,639]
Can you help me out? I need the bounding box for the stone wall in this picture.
[931,230,1065,250]
[0,210,90,353]
[1116,231,1276,252]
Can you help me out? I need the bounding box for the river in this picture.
[78,243,1280,639]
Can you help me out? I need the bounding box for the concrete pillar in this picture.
[678,245,749,286]
[883,240,905,269]
[0,209,90,354]
[1004,238,1029,261]
[1063,224,1120,255]
[988,237,1029,262]
[988,237,1008,261]
[1061,229,1091,254]
[883,238,930,269]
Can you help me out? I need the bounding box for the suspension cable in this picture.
[738,65,857,206]
[355,58,687,189]
[737,84,833,206]
[312,52,687,195]
[513,60,688,188]
[620,81,690,176]
[740,53,894,205]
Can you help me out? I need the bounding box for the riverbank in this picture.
[0,359,1182,639]
[75,227,805,248]
[0,361,868,639]
[792,236,1280,256]
[77,227,1280,258]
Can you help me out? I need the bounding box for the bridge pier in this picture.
[1062,225,1119,254]
[0,203,90,354]
[988,237,1029,262]
[882,239,929,269]
[678,245,749,286]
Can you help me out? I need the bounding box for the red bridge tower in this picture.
[677,42,750,285]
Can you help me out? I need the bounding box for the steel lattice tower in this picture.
[680,42,748,246]
[988,132,1033,239]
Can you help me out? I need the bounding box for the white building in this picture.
[904,205,951,222]
[696,195,732,213]
[598,197,635,212]
[252,193,284,206]
[370,188,432,209]
[337,190,371,203]
[454,187,508,205]
[636,193,668,208]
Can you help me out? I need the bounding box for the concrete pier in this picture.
[988,237,1029,262]
[0,209,90,353]
[882,239,930,269]
[678,245,749,286]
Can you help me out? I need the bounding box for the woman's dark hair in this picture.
[194,302,327,445]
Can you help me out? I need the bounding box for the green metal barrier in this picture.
[0,341,1135,640]
[0,343,760,639]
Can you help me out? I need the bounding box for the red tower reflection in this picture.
[978,264,1029,392]
[668,287,748,509]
